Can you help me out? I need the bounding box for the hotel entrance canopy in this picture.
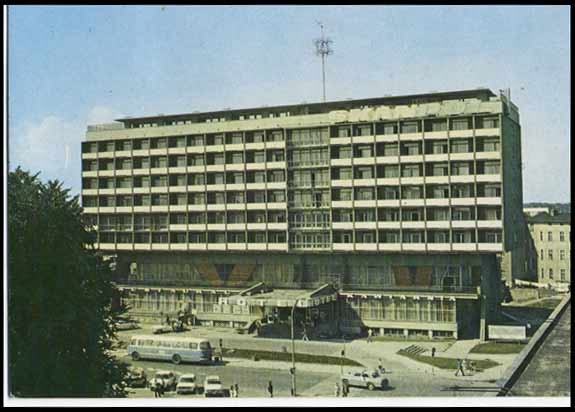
[219,283,338,308]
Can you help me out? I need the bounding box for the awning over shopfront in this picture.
[220,283,338,308]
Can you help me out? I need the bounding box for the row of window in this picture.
[97,231,287,244]
[86,205,500,229]
[539,249,570,261]
[538,231,570,242]
[82,150,286,170]
[330,138,500,159]
[89,211,286,228]
[83,184,502,208]
[85,116,500,153]
[540,267,569,282]
[95,229,501,245]
[332,230,501,244]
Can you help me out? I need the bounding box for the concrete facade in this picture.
[82,88,524,339]
[526,212,571,287]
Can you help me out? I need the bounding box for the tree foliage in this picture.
[8,168,128,397]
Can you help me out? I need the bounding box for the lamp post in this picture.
[290,295,307,397]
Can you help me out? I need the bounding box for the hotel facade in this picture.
[81,89,526,340]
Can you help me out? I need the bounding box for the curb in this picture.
[495,293,571,396]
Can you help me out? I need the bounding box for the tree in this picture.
[8,168,128,397]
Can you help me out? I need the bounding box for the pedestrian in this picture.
[302,328,309,341]
[367,328,373,343]
[230,385,236,398]
[165,315,170,325]
[455,358,465,376]
[234,383,239,398]
[377,358,384,373]
[153,381,160,398]
[267,380,274,398]
[431,347,436,358]
[342,381,349,397]
[334,382,340,397]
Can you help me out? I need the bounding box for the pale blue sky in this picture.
[8,5,571,202]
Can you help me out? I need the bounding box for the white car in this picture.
[203,375,224,397]
[176,374,198,395]
[341,369,389,391]
[152,324,173,335]
[149,370,178,392]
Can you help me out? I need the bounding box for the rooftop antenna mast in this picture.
[314,21,333,102]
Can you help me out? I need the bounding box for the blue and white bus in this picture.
[127,335,213,365]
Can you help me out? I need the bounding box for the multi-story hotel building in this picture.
[526,212,571,287]
[81,88,526,340]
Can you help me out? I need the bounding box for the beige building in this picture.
[527,212,571,287]
[82,88,526,340]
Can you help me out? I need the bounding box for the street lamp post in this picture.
[290,298,298,396]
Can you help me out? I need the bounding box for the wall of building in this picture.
[529,222,571,285]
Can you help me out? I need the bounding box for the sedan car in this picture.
[341,369,389,391]
[176,374,198,395]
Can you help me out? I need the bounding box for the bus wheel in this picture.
[172,354,182,365]
[131,352,140,361]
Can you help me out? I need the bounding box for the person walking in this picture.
[367,328,373,343]
[234,383,239,398]
[431,347,436,358]
[455,358,465,376]
[342,381,349,397]
[334,382,340,397]
[229,385,236,398]
[267,380,274,398]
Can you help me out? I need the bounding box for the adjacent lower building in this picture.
[526,212,571,287]
[81,88,526,340]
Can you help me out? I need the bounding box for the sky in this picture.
[7,5,571,202]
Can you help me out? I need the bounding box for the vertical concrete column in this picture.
[479,294,487,341]
[403,329,409,338]
[428,330,433,339]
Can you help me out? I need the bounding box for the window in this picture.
[383,143,398,156]
[549,268,554,279]
[548,250,553,260]
[480,117,499,129]
[540,249,544,260]
[451,118,470,130]
[483,161,500,175]
[560,250,565,260]
[540,232,544,241]
[383,165,399,178]
[451,162,470,176]
[450,140,470,153]
[548,232,553,241]
[402,164,420,177]
[430,141,448,154]
[560,231,565,242]
[560,269,566,281]
[401,122,419,134]
[431,163,448,176]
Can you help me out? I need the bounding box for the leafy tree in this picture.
[8,168,128,397]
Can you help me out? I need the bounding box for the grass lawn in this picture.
[397,349,500,371]
[221,348,363,367]
[469,342,526,354]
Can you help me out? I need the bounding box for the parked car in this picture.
[176,374,198,395]
[149,370,178,392]
[341,369,389,391]
[152,325,173,335]
[203,375,224,397]
[125,367,147,388]
[116,319,140,331]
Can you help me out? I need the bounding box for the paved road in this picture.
[118,353,500,398]
[507,302,571,396]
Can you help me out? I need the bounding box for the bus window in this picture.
[189,343,198,350]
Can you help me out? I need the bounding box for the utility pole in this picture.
[314,21,333,102]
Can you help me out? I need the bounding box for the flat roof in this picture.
[115,88,496,124]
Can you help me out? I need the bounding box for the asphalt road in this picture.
[118,354,500,398]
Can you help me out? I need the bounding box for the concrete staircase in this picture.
[402,344,427,356]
